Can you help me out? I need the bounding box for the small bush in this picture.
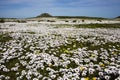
[97,19,102,22]
[50,20,55,22]
[17,20,26,23]
[47,20,55,22]
[0,19,5,23]
[82,20,85,22]
[73,20,77,23]
[38,20,43,22]
[47,20,50,22]
[65,20,69,22]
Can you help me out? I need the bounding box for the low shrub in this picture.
[73,20,77,22]
[82,20,85,22]
[17,20,27,23]
[0,19,5,23]
[65,20,69,22]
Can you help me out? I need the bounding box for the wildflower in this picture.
[50,75,56,79]
[84,77,89,80]
[21,70,26,76]
[80,67,85,71]
[48,63,52,67]
[3,68,10,72]
[92,77,97,80]
[105,76,110,80]
[5,76,10,80]
[33,78,39,80]
[82,71,87,76]
[89,68,95,74]
[99,62,105,67]
[26,74,31,80]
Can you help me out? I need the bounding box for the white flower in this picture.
[50,75,56,79]
[74,68,80,73]
[16,77,20,80]
[5,76,10,80]
[42,77,51,80]
[37,74,43,79]
[15,63,19,66]
[33,78,39,80]
[0,75,5,79]
[21,70,26,76]
[16,72,19,75]
[82,71,87,76]
[57,77,63,80]
[81,78,85,80]
[105,75,110,80]
[26,75,31,80]
[89,68,95,74]
[27,70,32,75]
[33,72,39,77]
[11,66,19,71]
[3,68,10,72]
[71,77,77,80]
[99,72,103,76]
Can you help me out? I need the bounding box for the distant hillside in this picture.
[115,16,120,21]
[36,13,52,17]
[36,13,107,20]
[54,16,107,19]
[116,16,120,18]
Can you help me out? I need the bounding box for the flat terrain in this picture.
[0,20,120,80]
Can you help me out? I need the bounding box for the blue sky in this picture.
[0,0,120,18]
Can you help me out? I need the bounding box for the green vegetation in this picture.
[22,31,36,34]
[0,18,5,23]
[0,33,12,42]
[74,24,120,28]
[36,13,108,20]
[82,19,85,22]
[73,20,77,22]
[53,23,120,28]
[17,20,27,23]
[47,20,55,22]
[55,16,107,20]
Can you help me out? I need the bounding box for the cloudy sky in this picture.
[0,0,120,18]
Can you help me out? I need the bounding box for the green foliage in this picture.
[47,20,55,22]
[56,16,106,19]
[0,33,12,42]
[52,23,120,28]
[0,18,5,23]
[82,19,85,22]
[74,23,120,28]
[17,20,26,23]
[97,19,102,22]
[73,20,77,22]
[65,20,69,22]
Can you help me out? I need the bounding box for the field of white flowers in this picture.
[0,23,120,80]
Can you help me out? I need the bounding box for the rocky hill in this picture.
[36,13,52,17]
